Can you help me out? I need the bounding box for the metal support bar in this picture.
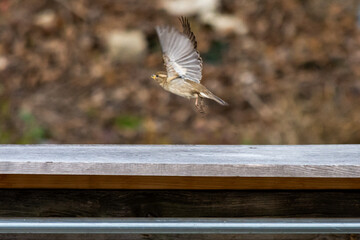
[0,218,360,234]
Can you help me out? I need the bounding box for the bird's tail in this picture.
[200,90,228,106]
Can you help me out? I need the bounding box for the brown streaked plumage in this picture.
[151,16,228,111]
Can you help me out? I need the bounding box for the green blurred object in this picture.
[18,110,46,144]
[115,115,142,130]
[202,40,228,65]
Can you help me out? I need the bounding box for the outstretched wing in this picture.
[156,17,202,83]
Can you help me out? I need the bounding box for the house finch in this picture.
[152,17,228,112]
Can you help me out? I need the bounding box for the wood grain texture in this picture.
[1,190,360,218]
[1,174,360,189]
[0,145,360,177]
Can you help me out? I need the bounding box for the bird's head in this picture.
[151,72,167,84]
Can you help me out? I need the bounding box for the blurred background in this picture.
[0,0,359,144]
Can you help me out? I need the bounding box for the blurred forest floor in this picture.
[0,0,360,144]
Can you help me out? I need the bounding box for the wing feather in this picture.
[155,17,202,83]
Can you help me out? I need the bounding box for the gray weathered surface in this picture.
[0,145,359,177]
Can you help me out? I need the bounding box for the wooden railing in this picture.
[1,145,360,189]
[0,145,359,239]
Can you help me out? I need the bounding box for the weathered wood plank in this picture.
[1,190,359,218]
[1,175,360,189]
[0,145,360,178]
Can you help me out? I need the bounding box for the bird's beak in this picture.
[151,74,156,79]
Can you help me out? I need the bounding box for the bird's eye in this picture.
[156,75,158,77]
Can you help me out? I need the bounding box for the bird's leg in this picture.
[195,95,205,113]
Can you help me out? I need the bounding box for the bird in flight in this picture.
[151,17,228,112]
